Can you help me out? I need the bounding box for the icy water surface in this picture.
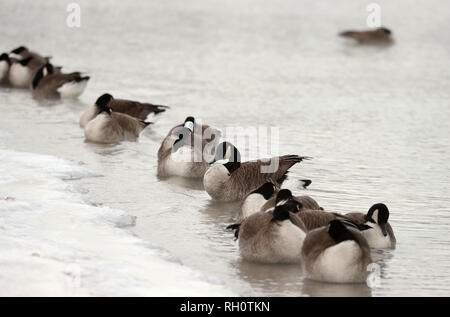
[1,0,450,296]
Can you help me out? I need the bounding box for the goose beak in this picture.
[379,223,388,236]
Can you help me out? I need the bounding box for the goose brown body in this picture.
[204,154,309,202]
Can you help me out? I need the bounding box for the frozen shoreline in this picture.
[0,149,234,296]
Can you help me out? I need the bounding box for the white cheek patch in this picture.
[184,121,194,132]
[170,147,195,163]
[372,209,379,224]
[224,146,232,160]
[276,199,289,206]
[214,159,229,165]
[362,221,392,249]
[170,133,180,142]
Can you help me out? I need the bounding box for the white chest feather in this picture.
[84,114,112,143]
[203,164,230,193]
[58,80,88,98]
[239,220,305,264]
[9,63,31,87]
[241,194,266,219]
[79,105,99,127]
[313,241,364,283]
[165,146,196,177]
[272,221,306,260]
[362,222,393,249]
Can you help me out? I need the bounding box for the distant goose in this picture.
[31,63,89,100]
[80,93,168,127]
[203,142,310,201]
[301,219,373,283]
[83,96,151,144]
[345,203,396,249]
[238,183,319,222]
[10,46,49,65]
[8,56,45,88]
[231,192,307,264]
[0,53,11,84]
[339,27,393,44]
[157,117,222,178]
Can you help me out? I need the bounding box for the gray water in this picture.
[1,0,450,296]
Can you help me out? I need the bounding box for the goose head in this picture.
[251,182,276,200]
[95,93,113,115]
[210,141,241,175]
[32,63,54,89]
[0,53,11,66]
[365,203,390,236]
[172,116,195,153]
[11,46,28,55]
[272,192,303,222]
[378,27,392,35]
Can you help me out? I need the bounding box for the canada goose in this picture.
[8,56,45,88]
[339,27,393,44]
[31,63,89,100]
[10,46,49,65]
[232,194,307,264]
[80,93,168,127]
[0,53,11,84]
[83,97,151,144]
[238,183,320,222]
[157,117,222,178]
[345,203,396,249]
[204,142,310,201]
[301,219,372,283]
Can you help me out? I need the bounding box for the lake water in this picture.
[1,0,449,296]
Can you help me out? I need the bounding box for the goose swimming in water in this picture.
[83,95,151,144]
[31,63,89,100]
[80,93,168,127]
[157,116,222,178]
[204,142,310,202]
[231,192,307,264]
[301,219,373,283]
[345,203,396,249]
[339,27,393,44]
